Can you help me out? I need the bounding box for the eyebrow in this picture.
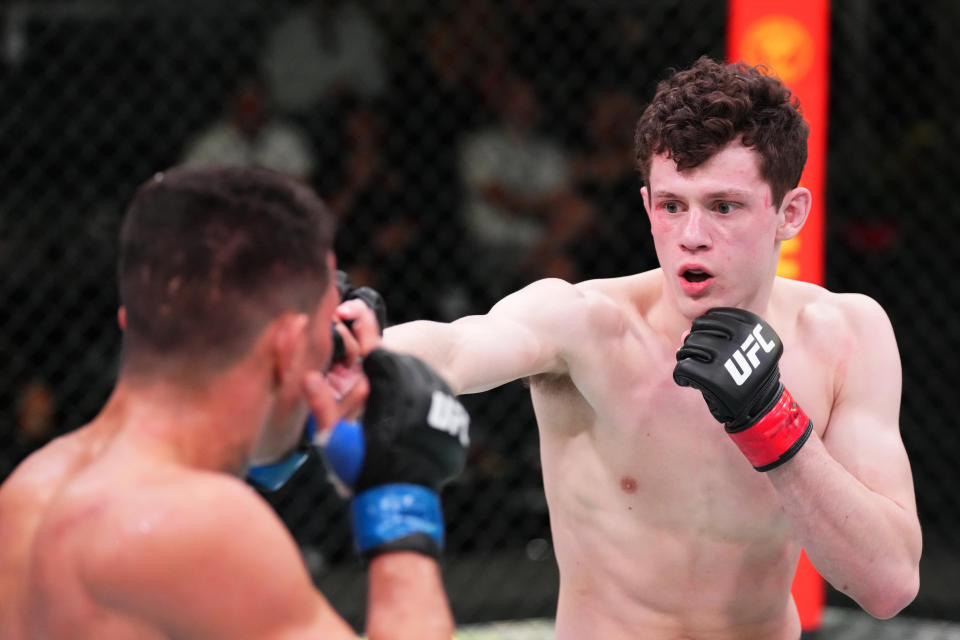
[650,189,752,200]
[650,190,680,200]
[704,189,752,200]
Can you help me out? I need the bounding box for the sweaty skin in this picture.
[0,423,119,640]
[0,288,454,640]
[384,142,920,639]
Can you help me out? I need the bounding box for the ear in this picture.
[640,185,652,221]
[268,313,310,389]
[776,187,812,241]
[117,306,127,331]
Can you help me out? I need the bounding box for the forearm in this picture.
[365,552,454,640]
[384,321,464,391]
[767,433,921,618]
[385,318,539,395]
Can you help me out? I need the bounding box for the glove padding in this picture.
[674,308,812,471]
[319,349,469,560]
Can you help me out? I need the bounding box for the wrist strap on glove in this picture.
[351,483,444,560]
[726,387,813,471]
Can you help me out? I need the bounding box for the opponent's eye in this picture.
[663,201,680,214]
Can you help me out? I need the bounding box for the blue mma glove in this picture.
[318,349,469,561]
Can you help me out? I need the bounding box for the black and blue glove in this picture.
[319,349,470,560]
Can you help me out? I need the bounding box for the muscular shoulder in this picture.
[775,280,899,402]
[513,273,658,329]
[490,277,629,342]
[0,433,89,511]
[82,472,302,597]
[777,279,893,350]
[80,472,317,637]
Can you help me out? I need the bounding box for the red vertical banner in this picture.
[727,1,830,633]
[727,0,829,286]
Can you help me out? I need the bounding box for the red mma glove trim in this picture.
[727,387,813,471]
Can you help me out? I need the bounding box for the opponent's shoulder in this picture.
[0,432,89,507]
[80,472,323,638]
[81,471,298,592]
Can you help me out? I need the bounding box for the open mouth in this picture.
[682,268,713,283]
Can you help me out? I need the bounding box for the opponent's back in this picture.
[0,423,118,639]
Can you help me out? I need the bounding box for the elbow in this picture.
[859,565,920,620]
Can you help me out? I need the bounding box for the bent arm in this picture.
[767,297,921,619]
[384,279,588,394]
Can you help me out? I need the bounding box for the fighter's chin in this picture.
[674,289,732,321]
[252,412,309,464]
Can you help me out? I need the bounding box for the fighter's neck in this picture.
[97,370,270,477]
[646,273,777,342]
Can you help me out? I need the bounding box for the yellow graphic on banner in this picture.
[777,236,801,279]
[741,16,814,83]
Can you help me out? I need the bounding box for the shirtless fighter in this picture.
[384,57,922,639]
[0,165,469,639]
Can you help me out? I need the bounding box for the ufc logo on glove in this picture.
[724,324,778,386]
[427,390,470,446]
[674,309,812,471]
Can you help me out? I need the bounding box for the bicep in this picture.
[385,279,584,394]
[821,300,916,511]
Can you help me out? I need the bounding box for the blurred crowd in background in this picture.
[1,0,958,624]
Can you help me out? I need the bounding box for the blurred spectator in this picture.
[260,0,387,117]
[15,379,55,443]
[382,11,497,320]
[570,88,657,278]
[1,378,57,480]
[181,77,316,181]
[459,74,592,303]
[329,100,425,322]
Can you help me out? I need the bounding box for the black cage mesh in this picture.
[1,0,958,629]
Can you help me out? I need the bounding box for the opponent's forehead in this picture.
[648,141,770,200]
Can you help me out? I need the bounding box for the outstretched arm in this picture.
[385,278,598,394]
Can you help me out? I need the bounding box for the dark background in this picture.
[1,0,957,628]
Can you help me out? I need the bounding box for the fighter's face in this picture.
[642,141,783,320]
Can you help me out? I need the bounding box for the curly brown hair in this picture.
[635,56,808,207]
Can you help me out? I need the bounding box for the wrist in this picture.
[726,386,813,471]
[351,483,445,560]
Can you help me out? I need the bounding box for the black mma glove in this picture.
[318,349,470,560]
[332,270,387,362]
[673,308,812,471]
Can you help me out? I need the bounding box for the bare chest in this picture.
[530,334,834,533]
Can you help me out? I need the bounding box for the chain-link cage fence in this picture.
[1,0,958,632]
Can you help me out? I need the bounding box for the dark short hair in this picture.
[635,56,809,207]
[118,165,335,376]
